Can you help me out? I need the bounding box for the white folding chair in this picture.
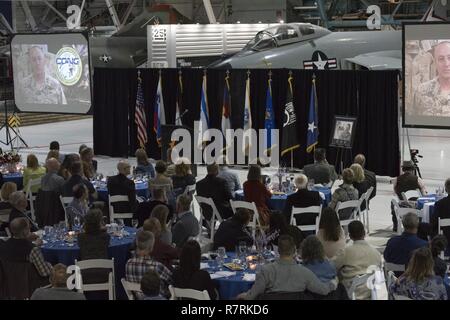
[230,200,262,239]
[290,205,322,234]
[335,200,360,228]
[195,195,223,242]
[121,278,142,300]
[386,270,399,295]
[401,189,422,201]
[60,196,74,227]
[25,177,42,221]
[359,186,374,234]
[183,184,196,196]
[347,271,375,300]
[169,285,210,300]
[108,195,134,223]
[75,258,115,300]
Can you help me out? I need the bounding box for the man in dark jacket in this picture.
[432,178,450,246]
[107,161,137,215]
[354,154,377,200]
[302,148,337,185]
[213,208,253,251]
[172,194,199,248]
[283,174,321,226]
[62,161,97,202]
[196,163,233,220]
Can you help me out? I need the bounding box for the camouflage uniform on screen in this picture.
[414,78,450,116]
[20,73,67,105]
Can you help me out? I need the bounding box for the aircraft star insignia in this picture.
[99,54,112,63]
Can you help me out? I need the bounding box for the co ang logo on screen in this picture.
[55,47,83,86]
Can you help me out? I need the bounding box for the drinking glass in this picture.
[73,215,81,231]
[131,219,139,229]
[217,247,226,268]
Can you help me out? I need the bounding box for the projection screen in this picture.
[11,32,91,114]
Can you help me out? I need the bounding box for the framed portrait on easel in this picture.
[329,116,357,149]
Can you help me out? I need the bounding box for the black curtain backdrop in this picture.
[93,68,400,177]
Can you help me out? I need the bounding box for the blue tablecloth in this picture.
[96,181,149,202]
[235,187,331,212]
[416,194,437,210]
[41,226,136,299]
[205,252,255,300]
[3,172,23,190]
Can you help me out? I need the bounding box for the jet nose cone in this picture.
[208,59,232,69]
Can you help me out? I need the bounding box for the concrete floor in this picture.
[7,117,449,252]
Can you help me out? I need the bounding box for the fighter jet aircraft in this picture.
[210,0,449,71]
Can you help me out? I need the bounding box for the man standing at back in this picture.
[196,163,233,220]
[303,148,337,186]
[354,154,377,200]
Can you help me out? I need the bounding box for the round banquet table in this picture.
[203,252,256,300]
[41,226,136,299]
[235,186,331,211]
[3,172,24,190]
[95,181,149,202]
[416,194,439,224]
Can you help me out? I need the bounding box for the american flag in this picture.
[135,73,147,149]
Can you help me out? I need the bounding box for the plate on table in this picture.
[223,263,244,271]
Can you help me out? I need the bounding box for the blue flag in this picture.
[264,78,275,154]
[306,77,319,153]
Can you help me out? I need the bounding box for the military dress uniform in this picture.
[20,73,67,105]
[414,78,450,116]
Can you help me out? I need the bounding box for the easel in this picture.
[334,146,353,175]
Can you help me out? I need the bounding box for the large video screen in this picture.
[11,33,91,114]
[403,23,450,128]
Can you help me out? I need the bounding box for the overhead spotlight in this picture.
[237,21,241,24]
[258,21,262,23]
[279,19,284,24]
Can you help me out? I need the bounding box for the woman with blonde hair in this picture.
[172,158,195,195]
[46,149,60,161]
[350,163,370,202]
[151,204,172,245]
[390,247,447,300]
[0,182,17,210]
[23,153,46,193]
[135,148,155,178]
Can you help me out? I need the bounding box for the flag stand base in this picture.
[333,147,352,176]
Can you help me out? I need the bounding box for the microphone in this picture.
[176,109,188,122]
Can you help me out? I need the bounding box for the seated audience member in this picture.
[23,154,46,193]
[46,149,60,162]
[0,182,17,211]
[217,161,241,198]
[126,230,172,298]
[316,208,346,259]
[151,205,173,246]
[135,148,155,178]
[58,154,80,180]
[384,212,428,271]
[50,140,65,164]
[390,247,447,300]
[9,191,38,232]
[143,218,178,270]
[171,158,196,196]
[80,147,96,179]
[79,144,88,154]
[172,240,217,299]
[135,188,173,227]
[213,208,253,251]
[172,194,199,248]
[141,269,166,300]
[68,184,89,225]
[149,161,173,194]
[329,168,359,219]
[41,158,65,193]
[391,161,427,231]
[165,148,176,177]
[301,235,337,283]
[196,163,233,220]
[282,174,321,225]
[62,161,97,202]
[432,178,450,245]
[0,218,52,278]
[107,160,138,215]
[266,212,304,249]
[430,235,448,278]
[334,221,382,300]
[243,164,271,226]
[303,148,337,185]
[353,154,376,199]
[237,235,337,300]
[350,163,370,202]
[31,263,86,300]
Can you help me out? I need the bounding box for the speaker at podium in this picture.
[161,124,197,178]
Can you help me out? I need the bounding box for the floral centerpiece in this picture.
[0,151,22,173]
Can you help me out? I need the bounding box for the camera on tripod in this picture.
[410,149,422,164]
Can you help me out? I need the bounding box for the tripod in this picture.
[0,100,28,150]
[405,128,422,179]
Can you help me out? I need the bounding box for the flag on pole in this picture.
[135,72,147,149]
[153,72,165,146]
[221,72,231,133]
[243,73,252,154]
[175,71,183,126]
[264,75,275,154]
[198,72,210,147]
[281,73,300,156]
[306,75,319,153]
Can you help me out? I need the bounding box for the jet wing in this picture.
[344,50,401,70]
